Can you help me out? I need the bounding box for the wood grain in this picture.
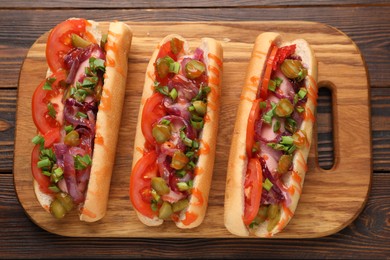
[14,21,371,238]
[0,6,389,89]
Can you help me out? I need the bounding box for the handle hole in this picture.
[317,83,335,170]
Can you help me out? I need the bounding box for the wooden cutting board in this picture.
[14,21,371,238]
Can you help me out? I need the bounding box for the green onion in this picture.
[37,158,51,168]
[268,80,276,92]
[89,57,105,72]
[169,88,178,100]
[273,120,281,132]
[169,62,180,74]
[74,154,92,170]
[180,131,193,147]
[274,77,283,87]
[263,114,272,124]
[160,119,171,125]
[32,135,45,145]
[296,106,305,113]
[262,178,273,191]
[192,140,199,149]
[53,167,64,177]
[281,136,294,145]
[43,77,56,90]
[298,88,308,99]
[175,169,187,177]
[191,119,204,130]
[42,171,51,177]
[40,148,56,162]
[48,185,60,193]
[81,77,98,88]
[64,125,74,133]
[47,102,56,119]
[151,201,158,211]
[287,145,297,154]
[76,112,88,118]
[260,101,267,109]
[185,151,195,158]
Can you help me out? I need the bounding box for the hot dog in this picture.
[31,18,132,222]
[129,34,223,228]
[224,32,318,237]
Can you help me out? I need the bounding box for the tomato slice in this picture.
[32,70,66,135]
[46,18,87,72]
[243,158,263,225]
[246,99,262,158]
[259,45,278,100]
[129,151,158,219]
[141,93,166,147]
[31,145,52,194]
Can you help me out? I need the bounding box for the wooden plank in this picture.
[13,21,371,238]
[0,0,389,8]
[1,173,389,258]
[0,6,389,89]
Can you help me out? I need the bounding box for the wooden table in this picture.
[1,1,389,258]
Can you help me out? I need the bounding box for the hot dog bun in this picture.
[33,19,133,222]
[130,34,223,228]
[224,32,318,237]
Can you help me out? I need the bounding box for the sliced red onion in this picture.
[156,152,173,182]
[259,157,285,205]
[76,167,91,194]
[63,153,84,203]
[163,97,191,121]
[53,143,68,169]
[64,44,105,84]
[162,189,186,204]
[168,74,198,101]
[193,48,204,61]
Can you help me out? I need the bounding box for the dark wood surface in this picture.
[1,1,389,258]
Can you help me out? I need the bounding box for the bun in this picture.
[224,32,318,237]
[130,34,223,228]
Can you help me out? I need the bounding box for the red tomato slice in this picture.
[129,151,158,219]
[32,70,66,135]
[246,99,262,158]
[243,158,263,226]
[259,45,278,100]
[31,145,52,195]
[43,128,61,148]
[141,93,166,147]
[46,18,87,72]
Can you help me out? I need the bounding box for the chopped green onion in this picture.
[281,136,294,145]
[37,158,51,168]
[81,77,98,88]
[191,119,204,130]
[287,145,297,154]
[42,171,51,177]
[64,125,74,133]
[76,112,88,118]
[185,151,195,158]
[151,201,158,211]
[268,80,276,92]
[169,62,180,74]
[188,161,196,169]
[89,57,105,73]
[273,120,281,132]
[298,88,308,99]
[32,135,45,146]
[180,131,193,147]
[262,178,273,191]
[47,102,56,119]
[274,77,283,87]
[192,140,199,149]
[43,77,56,90]
[40,148,56,162]
[74,154,92,170]
[296,106,305,113]
[175,169,187,177]
[169,88,178,100]
[160,119,171,125]
[260,101,267,109]
[48,185,60,193]
[53,167,64,177]
[263,114,272,124]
